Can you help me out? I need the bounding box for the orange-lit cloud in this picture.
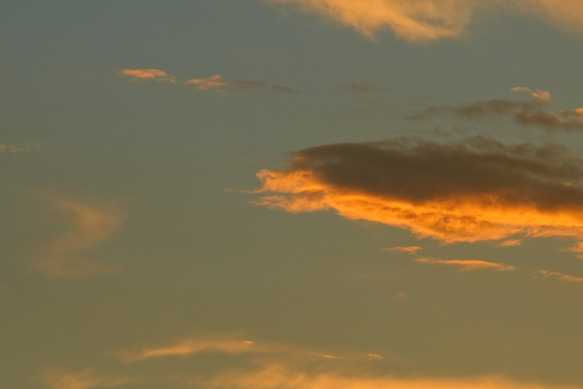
[382,246,422,254]
[122,336,257,362]
[119,68,174,82]
[41,368,130,389]
[187,75,266,93]
[265,0,583,42]
[564,242,583,253]
[367,353,384,360]
[511,87,551,101]
[122,335,351,366]
[0,144,25,153]
[499,239,522,247]
[538,270,583,283]
[314,353,341,360]
[34,198,125,278]
[254,137,583,244]
[119,69,296,95]
[416,258,514,272]
[201,364,580,389]
[392,292,408,302]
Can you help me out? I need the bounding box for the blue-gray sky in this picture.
[2,1,583,388]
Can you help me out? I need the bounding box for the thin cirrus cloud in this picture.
[538,270,583,283]
[253,136,583,244]
[410,88,583,132]
[41,368,130,389]
[382,246,422,254]
[415,258,514,272]
[33,197,125,278]
[200,364,582,389]
[120,69,298,94]
[265,0,583,42]
[121,336,258,362]
[120,335,367,364]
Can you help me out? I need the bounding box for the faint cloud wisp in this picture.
[119,69,296,95]
[34,197,125,278]
[415,258,514,272]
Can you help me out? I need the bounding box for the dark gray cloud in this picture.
[410,97,583,132]
[255,137,583,242]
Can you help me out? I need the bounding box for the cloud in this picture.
[564,242,583,253]
[511,86,552,101]
[33,197,125,278]
[121,334,355,366]
[392,292,408,302]
[410,88,583,132]
[119,68,174,82]
[41,368,130,389]
[119,69,296,95]
[0,144,25,153]
[122,336,258,362]
[382,246,422,254]
[367,353,384,360]
[253,136,583,244]
[265,0,583,42]
[187,75,266,94]
[341,82,386,94]
[538,270,583,283]
[0,143,43,153]
[499,239,522,247]
[200,364,581,389]
[416,258,514,272]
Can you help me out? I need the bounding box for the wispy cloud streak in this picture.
[34,198,125,278]
[538,270,583,283]
[416,258,514,272]
[410,88,583,132]
[119,69,296,95]
[382,246,422,254]
[122,336,257,362]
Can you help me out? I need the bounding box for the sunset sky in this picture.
[3,1,583,388]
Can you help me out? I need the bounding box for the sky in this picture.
[2,1,583,388]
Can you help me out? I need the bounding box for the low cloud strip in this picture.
[254,137,583,243]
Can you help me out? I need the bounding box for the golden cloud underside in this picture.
[255,139,583,243]
[266,0,583,42]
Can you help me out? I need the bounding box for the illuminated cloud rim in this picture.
[254,136,583,244]
[202,364,583,389]
[266,0,583,42]
[410,88,583,132]
[120,69,298,94]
